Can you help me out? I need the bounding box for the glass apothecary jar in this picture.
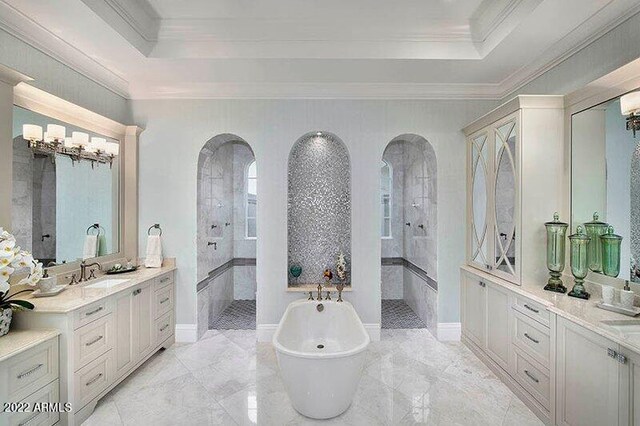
[568,225,591,300]
[584,212,608,273]
[601,226,623,278]
[544,212,568,293]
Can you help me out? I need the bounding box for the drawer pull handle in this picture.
[160,324,170,332]
[86,373,103,386]
[524,369,539,383]
[160,297,170,304]
[85,306,104,316]
[524,333,539,344]
[133,288,142,296]
[524,304,539,314]
[478,281,486,287]
[160,277,170,283]
[86,335,104,346]
[17,363,44,379]
[18,413,41,426]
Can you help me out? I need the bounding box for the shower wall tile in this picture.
[403,267,437,335]
[197,286,210,339]
[208,268,234,325]
[11,137,33,251]
[382,265,403,299]
[234,265,257,300]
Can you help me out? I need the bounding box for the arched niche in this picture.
[287,131,351,289]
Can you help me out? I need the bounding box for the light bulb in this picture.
[72,132,89,148]
[46,124,65,141]
[23,124,43,141]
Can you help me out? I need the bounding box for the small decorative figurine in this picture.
[544,212,568,294]
[601,226,623,278]
[568,225,591,300]
[336,252,347,282]
[584,212,608,273]
[323,268,333,284]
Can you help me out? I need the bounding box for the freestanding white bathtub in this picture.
[273,298,370,419]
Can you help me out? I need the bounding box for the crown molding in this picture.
[471,0,534,43]
[0,0,130,98]
[81,0,159,55]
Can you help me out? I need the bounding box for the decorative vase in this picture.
[584,212,608,273]
[289,264,302,285]
[568,225,591,300]
[601,226,623,278]
[544,212,568,293]
[0,308,12,337]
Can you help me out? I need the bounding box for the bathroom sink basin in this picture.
[601,320,640,344]
[84,278,130,289]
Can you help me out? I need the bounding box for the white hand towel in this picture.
[82,235,98,260]
[145,235,163,268]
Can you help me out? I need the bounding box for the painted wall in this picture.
[133,99,497,330]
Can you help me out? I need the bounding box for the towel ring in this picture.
[148,224,162,236]
[86,224,104,236]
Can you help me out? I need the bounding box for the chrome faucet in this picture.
[79,260,102,282]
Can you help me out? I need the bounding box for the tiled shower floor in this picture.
[210,300,256,330]
[382,299,427,329]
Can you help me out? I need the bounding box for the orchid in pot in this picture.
[0,228,44,337]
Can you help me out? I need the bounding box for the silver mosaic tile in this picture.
[288,133,351,285]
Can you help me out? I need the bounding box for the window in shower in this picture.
[246,160,257,239]
[381,160,392,238]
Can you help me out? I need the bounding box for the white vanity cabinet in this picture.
[464,95,565,285]
[14,269,176,425]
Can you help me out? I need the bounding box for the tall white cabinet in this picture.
[464,95,565,285]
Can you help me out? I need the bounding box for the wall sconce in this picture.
[621,91,640,137]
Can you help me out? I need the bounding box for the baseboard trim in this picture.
[364,323,381,341]
[437,322,461,342]
[257,324,278,342]
[175,324,198,343]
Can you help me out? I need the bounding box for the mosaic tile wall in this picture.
[288,133,351,286]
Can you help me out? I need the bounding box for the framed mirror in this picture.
[571,91,640,283]
[11,105,121,267]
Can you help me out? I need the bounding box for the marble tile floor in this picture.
[83,329,542,426]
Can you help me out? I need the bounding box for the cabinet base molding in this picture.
[462,334,551,425]
[437,322,461,341]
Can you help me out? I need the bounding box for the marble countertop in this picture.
[0,329,60,362]
[22,260,176,314]
[461,265,640,356]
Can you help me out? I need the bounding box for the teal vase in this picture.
[568,225,591,300]
[601,226,623,278]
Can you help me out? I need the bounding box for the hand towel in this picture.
[82,235,98,260]
[145,235,163,268]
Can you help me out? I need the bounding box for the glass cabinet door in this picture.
[493,117,518,281]
[470,132,490,269]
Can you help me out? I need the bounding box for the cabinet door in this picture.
[468,131,491,271]
[492,113,519,283]
[620,348,640,426]
[114,289,134,378]
[556,317,621,426]
[485,282,510,371]
[461,272,486,348]
[133,281,153,361]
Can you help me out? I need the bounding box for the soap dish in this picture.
[32,285,67,298]
[596,300,640,317]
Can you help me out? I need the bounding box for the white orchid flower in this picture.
[0,266,15,283]
[0,238,16,257]
[0,280,9,295]
[12,253,34,271]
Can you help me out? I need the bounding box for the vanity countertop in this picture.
[22,260,176,314]
[461,265,640,355]
[0,328,60,362]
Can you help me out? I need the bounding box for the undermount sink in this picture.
[601,320,640,344]
[84,278,130,289]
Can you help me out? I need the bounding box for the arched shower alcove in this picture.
[196,133,257,337]
[287,131,351,290]
[379,134,438,332]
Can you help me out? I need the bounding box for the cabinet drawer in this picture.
[153,284,174,319]
[74,314,113,371]
[74,350,113,409]
[74,299,112,329]
[154,312,173,345]
[7,379,60,426]
[156,272,173,289]
[512,348,550,410]
[2,337,59,403]
[512,295,549,327]
[512,311,550,367]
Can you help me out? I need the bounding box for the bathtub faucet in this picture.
[308,291,314,301]
[325,291,331,301]
[317,284,323,301]
[336,283,344,302]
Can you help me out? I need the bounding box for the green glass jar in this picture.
[544,212,568,293]
[568,225,591,300]
[601,226,623,278]
[584,212,608,273]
